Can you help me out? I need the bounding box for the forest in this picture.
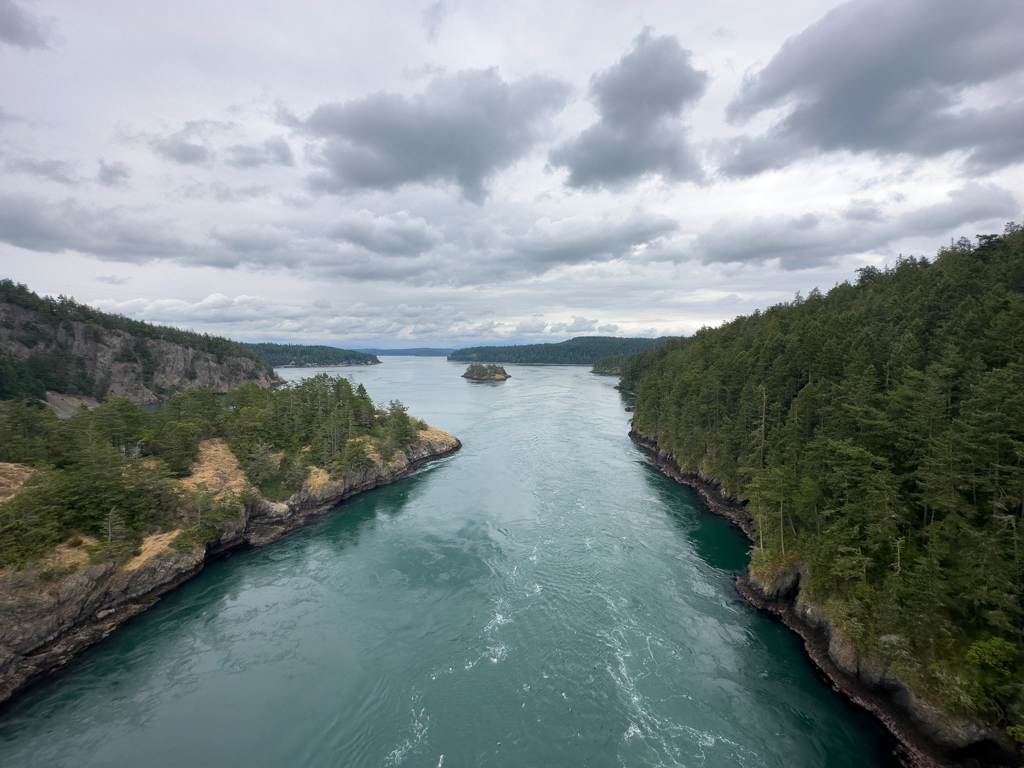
[243,342,380,367]
[0,374,427,569]
[625,225,1024,739]
[591,354,629,374]
[0,280,272,401]
[450,336,669,364]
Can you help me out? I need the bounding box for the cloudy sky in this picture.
[1,0,1022,347]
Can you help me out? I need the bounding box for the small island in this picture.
[462,363,510,381]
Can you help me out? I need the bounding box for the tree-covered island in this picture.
[462,363,510,380]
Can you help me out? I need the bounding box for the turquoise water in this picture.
[0,359,899,767]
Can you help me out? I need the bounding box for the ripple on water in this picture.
[0,360,899,768]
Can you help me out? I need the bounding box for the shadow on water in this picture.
[640,462,749,572]
[638,462,905,768]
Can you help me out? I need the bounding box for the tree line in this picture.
[242,342,380,367]
[450,336,669,365]
[626,226,1024,740]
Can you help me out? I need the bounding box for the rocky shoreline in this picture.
[629,428,1018,768]
[0,428,461,710]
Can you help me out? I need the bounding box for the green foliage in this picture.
[628,229,1024,728]
[463,363,508,379]
[591,354,627,374]
[0,373,427,567]
[243,342,380,367]
[449,336,670,365]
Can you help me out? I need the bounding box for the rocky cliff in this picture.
[0,293,282,404]
[629,429,1018,768]
[0,427,460,708]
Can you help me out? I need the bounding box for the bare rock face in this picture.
[0,428,461,707]
[0,302,283,407]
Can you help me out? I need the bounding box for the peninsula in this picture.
[0,374,460,706]
[242,342,380,368]
[449,335,669,365]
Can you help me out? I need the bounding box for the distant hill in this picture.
[356,348,454,357]
[591,354,630,375]
[0,279,279,404]
[244,342,380,367]
[449,336,671,365]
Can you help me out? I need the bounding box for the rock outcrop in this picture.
[0,300,282,405]
[630,429,1019,768]
[0,428,461,708]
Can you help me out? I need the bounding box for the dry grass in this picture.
[122,531,180,572]
[305,466,333,492]
[180,439,248,499]
[34,535,98,572]
[0,462,33,504]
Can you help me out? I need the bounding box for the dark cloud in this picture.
[514,210,678,268]
[303,68,571,202]
[327,210,442,256]
[0,193,191,260]
[692,182,1018,268]
[549,29,708,188]
[97,159,131,186]
[0,0,47,49]
[722,0,1024,176]
[225,137,294,168]
[8,158,78,184]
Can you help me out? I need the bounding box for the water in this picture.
[0,359,899,767]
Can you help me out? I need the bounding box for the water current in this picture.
[0,359,900,767]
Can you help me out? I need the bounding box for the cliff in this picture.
[0,284,283,405]
[630,429,1018,768]
[0,427,460,708]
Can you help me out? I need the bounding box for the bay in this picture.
[0,358,899,767]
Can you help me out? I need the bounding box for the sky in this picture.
[1,0,1022,348]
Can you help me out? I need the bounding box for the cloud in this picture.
[303,68,571,202]
[327,210,442,256]
[0,0,47,49]
[422,1,447,41]
[549,316,597,333]
[597,324,619,333]
[898,181,1017,234]
[693,182,1018,268]
[152,121,229,166]
[95,275,130,286]
[514,210,678,269]
[97,159,131,186]
[225,137,295,168]
[549,29,708,188]
[722,0,1024,176]
[516,317,547,333]
[8,158,78,184]
[0,193,193,260]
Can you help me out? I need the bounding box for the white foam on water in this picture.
[384,703,430,766]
